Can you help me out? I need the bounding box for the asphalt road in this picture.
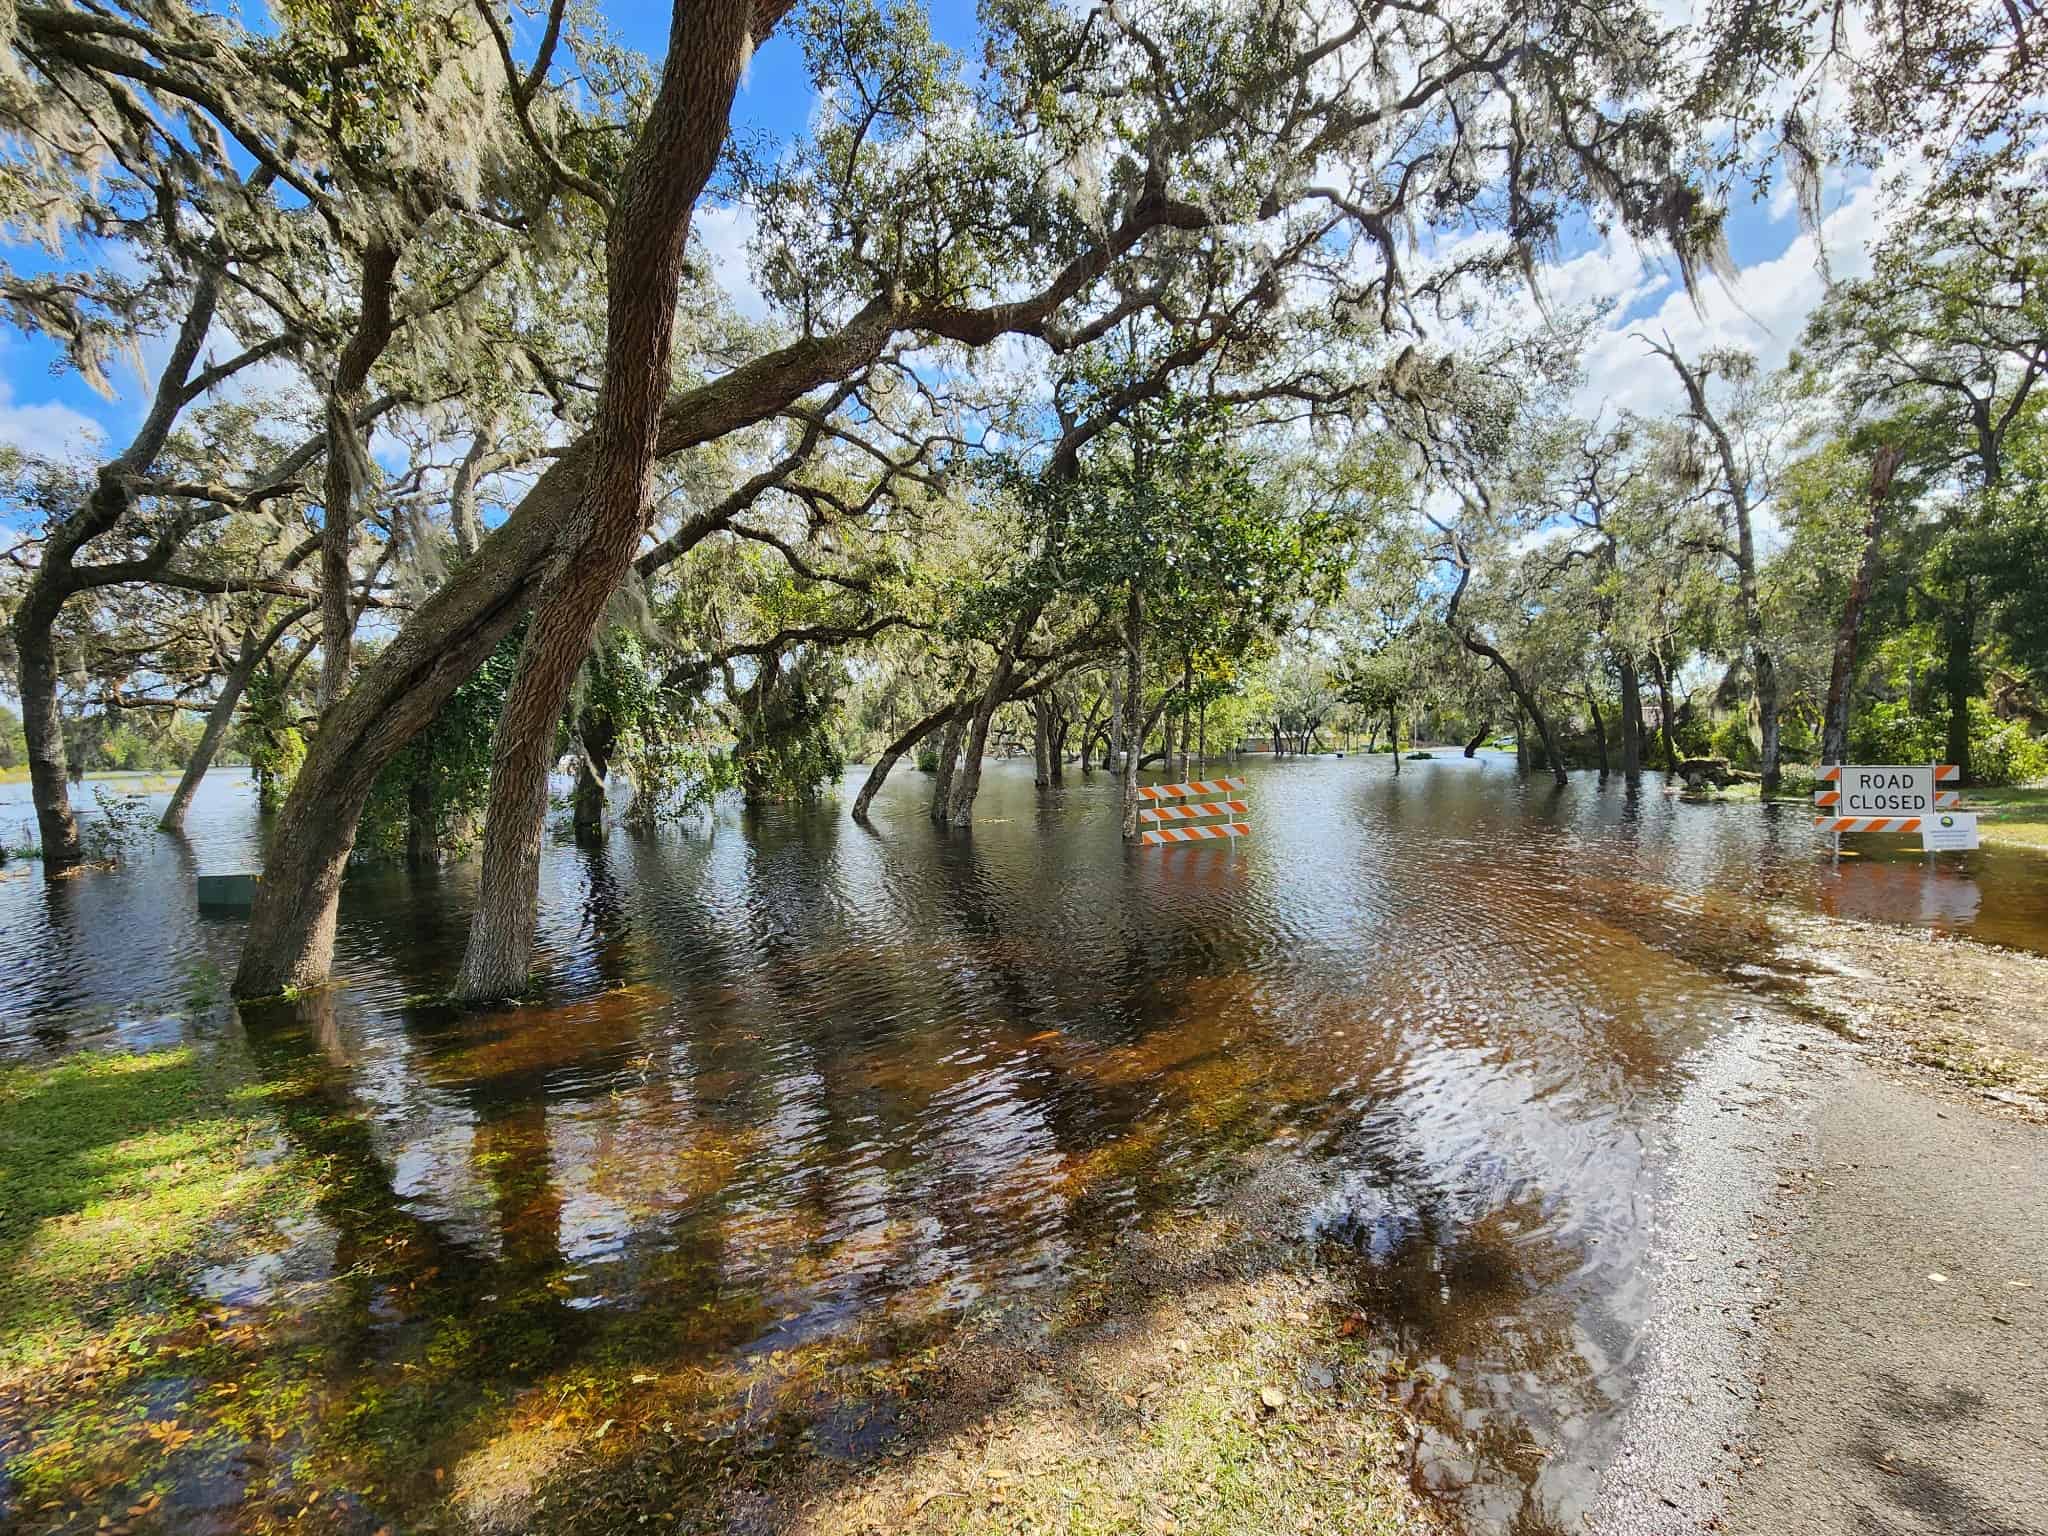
[1724,1062,2047,1536]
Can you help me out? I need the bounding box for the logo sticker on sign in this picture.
[1921,812,1980,852]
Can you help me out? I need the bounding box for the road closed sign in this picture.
[1813,763,1961,818]
[1835,764,1933,814]
[1921,812,1981,852]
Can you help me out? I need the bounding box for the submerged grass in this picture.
[0,1043,317,1528]
[0,1016,1439,1536]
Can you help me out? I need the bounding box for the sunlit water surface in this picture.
[2,756,2042,1531]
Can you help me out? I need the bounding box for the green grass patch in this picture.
[1964,785,2048,852]
[0,1045,325,1524]
[0,1049,278,1352]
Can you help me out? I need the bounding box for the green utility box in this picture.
[196,873,262,914]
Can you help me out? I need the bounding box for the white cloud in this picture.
[1569,174,1899,418]
[0,373,105,459]
[694,203,770,321]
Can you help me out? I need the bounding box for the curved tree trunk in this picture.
[228,5,1194,997]
[13,274,224,866]
[452,0,768,1001]
[318,239,401,711]
[1445,563,1565,786]
[855,699,959,823]
[1463,719,1490,758]
[946,602,1040,827]
[161,604,309,835]
[1587,686,1609,776]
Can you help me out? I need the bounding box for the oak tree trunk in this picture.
[1618,656,1643,784]
[318,240,400,711]
[1943,596,1976,784]
[1649,645,1681,770]
[1120,586,1143,841]
[453,0,766,1000]
[856,699,959,822]
[930,710,967,823]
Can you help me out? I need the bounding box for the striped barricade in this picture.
[1814,764,1974,854]
[1813,816,1924,834]
[1135,777,1246,803]
[1132,778,1250,847]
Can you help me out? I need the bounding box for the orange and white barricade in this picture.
[1133,778,1251,848]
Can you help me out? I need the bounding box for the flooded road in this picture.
[2,755,2042,1532]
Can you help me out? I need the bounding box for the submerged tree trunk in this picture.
[453,0,769,1001]
[1617,656,1643,784]
[1588,686,1609,776]
[1120,585,1143,841]
[1755,653,1783,795]
[1649,644,1681,770]
[1463,719,1490,758]
[856,699,961,823]
[1446,563,1564,786]
[1528,695,1569,785]
[947,599,1042,826]
[1032,698,1051,788]
[17,628,81,864]
[930,710,967,823]
[1389,703,1400,774]
[1943,596,1976,784]
[14,274,225,867]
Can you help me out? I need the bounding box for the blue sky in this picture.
[0,3,1894,463]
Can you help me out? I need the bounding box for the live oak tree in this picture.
[233,0,1734,1001]
[1794,188,2048,781]
[0,0,613,863]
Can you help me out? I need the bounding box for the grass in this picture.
[0,1024,1436,1535]
[1962,785,2048,851]
[0,1044,327,1530]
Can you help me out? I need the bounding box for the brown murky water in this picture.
[2,755,2043,1532]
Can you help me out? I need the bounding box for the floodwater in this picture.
[1,756,2043,1533]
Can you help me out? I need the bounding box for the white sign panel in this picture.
[1835,764,1936,816]
[1921,812,1980,852]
